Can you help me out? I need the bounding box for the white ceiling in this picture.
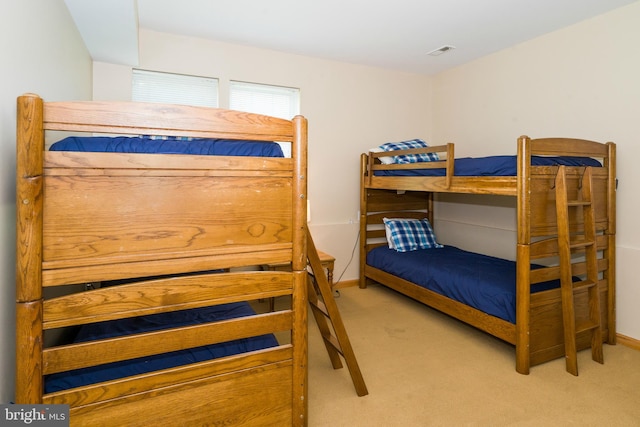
[66,0,637,75]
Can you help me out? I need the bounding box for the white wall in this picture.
[93,29,434,285]
[0,0,92,403]
[4,5,637,405]
[432,2,640,340]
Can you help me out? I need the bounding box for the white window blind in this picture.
[230,81,299,120]
[230,81,300,158]
[132,69,219,107]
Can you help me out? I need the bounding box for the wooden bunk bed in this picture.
[16,94,308,426]
[359,136,616,374]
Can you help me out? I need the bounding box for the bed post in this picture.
[605,141,617,345]
[15,94,45,402]
[515,135,532,374]
[291,114,308,425]
[359,154,369,289]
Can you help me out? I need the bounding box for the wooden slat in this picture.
[44,101,296,141]
[365,266,516,344]
[372,160,448,171]
[42,174,291,264]
[366,229,387,240]
[366,211,428,224]
[42,248,293,287]
[43,310,292,375]
[43,271,293,329]
[44,347,293,407]
[529,258,609,285]
[369,144,450,160]
[45,151,293,175]
[529,234,608,259]
[365,188,430,212]
[530,137,610,157]
[367,175,517,195]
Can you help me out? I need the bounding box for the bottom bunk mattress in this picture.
[45,302,278,393]
[366,246,560,324]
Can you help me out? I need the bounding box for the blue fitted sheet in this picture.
[50,136,284,157]
[366,246,560,323]
[374,155,601,176]
[44,302,278,393]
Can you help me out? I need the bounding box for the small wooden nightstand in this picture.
[264,250,335,286]
[262,250,336,310]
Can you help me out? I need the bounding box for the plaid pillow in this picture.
[379,139,439,164]
[383,217,443,252]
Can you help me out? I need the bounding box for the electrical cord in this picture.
[331,228,361,298]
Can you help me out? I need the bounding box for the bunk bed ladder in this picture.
[555,165,603,376]
[307,232,369,396]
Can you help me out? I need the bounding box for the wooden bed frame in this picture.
[16,94,308,425]
[359,136,616,374]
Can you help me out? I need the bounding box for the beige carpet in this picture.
[306,284,640,426]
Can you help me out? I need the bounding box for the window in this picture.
[132,69,218,108]
[130,72,299,156]
[230,81,299,120]
[230,81,300,157]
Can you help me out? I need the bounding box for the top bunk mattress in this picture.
[366,245,561,323]
[50,136,285,157]
[374,155,601,177]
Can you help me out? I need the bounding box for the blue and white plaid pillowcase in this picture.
[383,217,443,252]
[379,139,439,164]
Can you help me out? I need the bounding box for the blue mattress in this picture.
[50,136,284,157]
[366,246,560,323]
[44,302,278,393]
[374,155,601,176]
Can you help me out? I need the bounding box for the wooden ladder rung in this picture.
[569,239,595,250]
[572,279,597,291]
[321,334,344,355]
[576,319,600,334]
[567,200,591,207]
[309,299,329,318]
[309,301,330,317]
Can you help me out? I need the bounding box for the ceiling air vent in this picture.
[427,45,456,56]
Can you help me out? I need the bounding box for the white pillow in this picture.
[369,147,394,165]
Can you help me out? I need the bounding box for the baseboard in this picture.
[617,333,640,351]
[334,279,358,289]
